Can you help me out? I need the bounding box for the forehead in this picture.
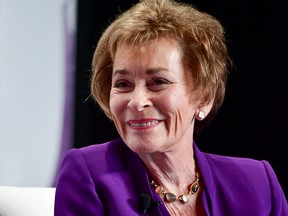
[113,38,182,68]
[111,38,194,86]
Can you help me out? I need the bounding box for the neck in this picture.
[139,141,197,192]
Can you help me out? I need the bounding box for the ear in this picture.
[195,99,214,121]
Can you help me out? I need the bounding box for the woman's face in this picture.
[110,38,199,154]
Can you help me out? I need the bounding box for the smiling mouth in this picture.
[128,120,159,127]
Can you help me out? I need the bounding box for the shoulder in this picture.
[61,138,137,176]
[201,152,285,199]
[75,138,126,153]
[194,142,270,178]
[198,152,287,214]
[65,138,128,162]
[204,152,265,170]
[202,152,275,181]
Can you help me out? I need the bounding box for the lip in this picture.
[127,119,161,129]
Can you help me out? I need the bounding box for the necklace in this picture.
[151,171,200,203]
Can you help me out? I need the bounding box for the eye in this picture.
[148,78,171,91]
[151,78,170,85]
[112,79,133,92]
[114,80,129,88]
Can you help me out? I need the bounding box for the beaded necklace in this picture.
[151,171,200,203]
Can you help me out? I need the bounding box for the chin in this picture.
[124,138,160,154]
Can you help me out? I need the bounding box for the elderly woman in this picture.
[54,0,288,215]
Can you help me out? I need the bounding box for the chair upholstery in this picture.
[0,186,55,216]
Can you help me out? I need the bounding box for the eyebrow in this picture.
[113,67,168,76]
[113,69,129,76]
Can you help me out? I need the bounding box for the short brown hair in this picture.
[91,0,231,132]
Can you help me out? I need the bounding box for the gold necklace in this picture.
[151,171,200,203]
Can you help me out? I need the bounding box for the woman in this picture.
[54,0,288,215]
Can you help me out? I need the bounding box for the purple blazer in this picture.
[54,138,288,216]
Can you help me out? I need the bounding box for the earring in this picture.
[197,111,205,120]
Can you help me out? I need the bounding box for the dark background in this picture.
[73,0,288,198]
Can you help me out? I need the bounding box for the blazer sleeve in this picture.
[263,160,288,215]
[54,149,104,216]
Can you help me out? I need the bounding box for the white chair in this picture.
[0,186,55,216]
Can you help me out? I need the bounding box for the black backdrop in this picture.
[73,0,288,198]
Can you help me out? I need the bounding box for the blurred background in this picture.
[0,0,287,198]
[0,0,76,186]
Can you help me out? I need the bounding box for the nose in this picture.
[127,87,152,112]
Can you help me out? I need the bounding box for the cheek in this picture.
[159,90,196,124]
[109,98,118,117]
[110,94,128,136]
[109,92,125,117]
[158,89,190,112]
